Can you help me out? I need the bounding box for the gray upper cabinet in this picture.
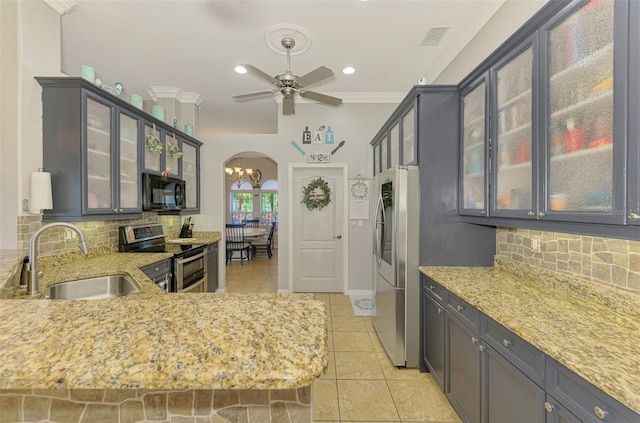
[37,77,202,220]
[460,74,490,216]
[371,96,419,174]
[490,37,537,219]
[459,0,639,237]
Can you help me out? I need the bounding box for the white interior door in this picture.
[291,166,346,292]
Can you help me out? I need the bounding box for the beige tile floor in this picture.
[224,251,462,423]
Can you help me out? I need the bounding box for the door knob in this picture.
[334,235,342,239]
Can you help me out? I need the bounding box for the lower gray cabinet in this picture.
[544,395,583,423]
[206,242,219,292]
[446,313,482,423]
[420,284,445,389]
[483,344,545,423]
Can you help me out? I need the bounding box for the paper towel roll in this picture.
[30,170,53,214]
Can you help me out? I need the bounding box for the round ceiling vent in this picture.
[265,24,311,56]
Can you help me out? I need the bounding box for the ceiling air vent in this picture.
[421,26,450,46]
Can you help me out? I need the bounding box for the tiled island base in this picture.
[0,387,312,423]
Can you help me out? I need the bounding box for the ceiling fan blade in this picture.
[241,64,279,85]
[283,95,295,115]
[232,90,276,100]
[300,90,343,106]
[297,66,334,88]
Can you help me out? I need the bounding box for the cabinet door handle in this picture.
[544,402,554,413]
[471,337,478,344]
[629,213,640,222]
[594,406,608,420]
[119,208,123,212]
[479,345,485,352]
[537,211,545,218]
[154,267,159,272]
[527,211,534,216]
[437,308,442,314]
[480,210,486,215]
[502,339,512,347]
[430,285,435,290]
[457,305,464,312]
[113,208,118,212]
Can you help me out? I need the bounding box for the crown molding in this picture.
[42,0,77,15]
[148,86,204,106]
[274,92,406,105]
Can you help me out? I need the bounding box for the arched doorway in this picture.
[223,153,278,293]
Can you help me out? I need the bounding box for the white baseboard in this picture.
[277,288,291,294]
[347,289,374,297]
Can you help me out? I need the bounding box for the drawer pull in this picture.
[471,337,478,344]
[437,308,442,314]
[594,406,607,420]
[154,267,159,272]
[457,305,464,312]
[629,213,640,222]
[502,339,512,347]
[544,402,554,413]
[479,345,485,352]
[430,285,435,290]
[527,211,534,217]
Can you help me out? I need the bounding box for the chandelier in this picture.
[225,160,254,188]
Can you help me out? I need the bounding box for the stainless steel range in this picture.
[118,224,207,293]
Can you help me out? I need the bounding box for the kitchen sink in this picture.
[44,275,139,300]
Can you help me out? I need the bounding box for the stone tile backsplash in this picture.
[17,213,182,255]
[496,227,640,294]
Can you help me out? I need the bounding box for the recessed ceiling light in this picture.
[343,66,356,75]
[234,65,247,74]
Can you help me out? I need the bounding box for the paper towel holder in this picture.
[28,168,53,214]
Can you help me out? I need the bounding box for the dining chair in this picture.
[243,219,260,228]
[251,222,276,259]
[225,223,251,265]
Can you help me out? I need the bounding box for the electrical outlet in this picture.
[65,229,78,241]
[531,236,541,253]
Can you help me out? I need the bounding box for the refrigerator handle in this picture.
[374,193,385,264]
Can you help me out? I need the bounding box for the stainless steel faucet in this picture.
[27,222,90,295]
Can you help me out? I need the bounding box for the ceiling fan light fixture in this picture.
[234,65,248,74]
[343,66,356,75]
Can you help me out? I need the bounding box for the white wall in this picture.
[0,0,63,248]
[197,102,397,293]
[433,0,548,84]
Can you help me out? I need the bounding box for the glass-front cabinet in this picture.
[491,40,535,218]
[84,93,141,215]
[460,76,489,216]
[144,123,162,173]
[164,131,181,176]
[373,143,380,176]
[380,136,388,171]
[389,122,400,168]
[540,0,623,224]
[401,106,416,165]
[181,139,200,213]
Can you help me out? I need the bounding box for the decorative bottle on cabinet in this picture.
[325,126,334,144]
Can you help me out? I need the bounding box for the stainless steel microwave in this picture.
[142,173,185,211]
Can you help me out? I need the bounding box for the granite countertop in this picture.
[0,232,328,391]
[420,262,640,414]
[166,231,222,245]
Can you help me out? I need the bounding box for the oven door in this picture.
[178,276,206,293]
[175,248,207,292]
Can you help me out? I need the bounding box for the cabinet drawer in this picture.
[446,293,479,332]
[482,316,545,387]
[140,259,172,279]
[546,358,639,423]
[421,276,445,304]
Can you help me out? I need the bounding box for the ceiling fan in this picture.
[233,37,342,115]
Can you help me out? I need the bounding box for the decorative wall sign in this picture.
[349,174,371,220]
[307,153,330,163]
[302,177,332,211]
[302,126,311,144]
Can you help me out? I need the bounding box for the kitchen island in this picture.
[0,248,327,422]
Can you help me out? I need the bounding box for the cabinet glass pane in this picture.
[390,123,399,167]
[462,82,486,210]
[144,124,161,172]
[119,113,139,209]
[165,133,179,175]
[548,0,614,212]
[496,47,533,211]
[373,144,379,175]
[402,108,415,164]
[381,137,388,170]
[182,142,197,208]
[86,97,112,209]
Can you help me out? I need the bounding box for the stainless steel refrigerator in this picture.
[373,165,420,367]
